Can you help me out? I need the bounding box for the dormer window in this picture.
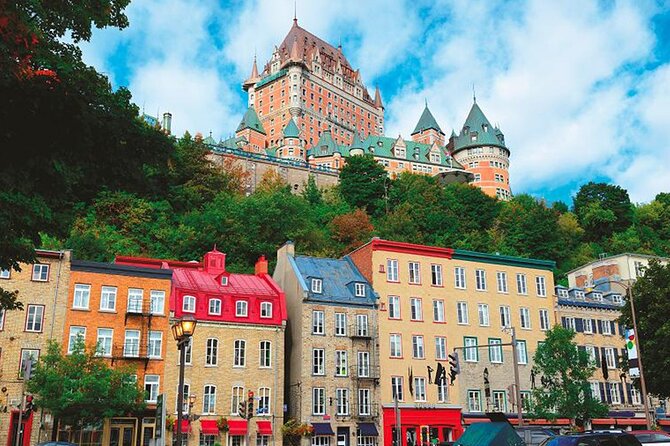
[221,276,228,286]
[311,278,323,294]
[592,292,603,302]
[209,298,222,315]
[471,135,477,142]
[183,295,196,313]
[482,124,488,132]
[612,294,623,304]
[236,300,248,317]
[558,289,568,298]
[355,283,366,297]
[395,148,406,158]
[575,291,585,299]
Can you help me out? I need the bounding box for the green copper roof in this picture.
[236,106,266,135]
[351,131,364,150]
[452,249,555,270]
[203,134,216,145]
[309,130,344,157]
[283,119,300,138]
[452,101,506,153]
[412,104,444,135]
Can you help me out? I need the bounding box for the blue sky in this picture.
[79,0,670,204]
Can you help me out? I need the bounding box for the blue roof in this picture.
[291,255,378,307]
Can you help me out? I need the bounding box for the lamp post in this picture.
[172,316,197,446]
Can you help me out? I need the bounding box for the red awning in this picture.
[228,420,248,435]
[200,420,219,435]
[257,421,273,435]
[173,419,190,432]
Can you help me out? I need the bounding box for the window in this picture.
[489,338,503,363]
[150,290,164,314]
[183,295,196,313]
[435,337,447,360]
[335,350,348,376]
[610,382,621,404]
[564,316,576,331]
[68,326,85,353]
[390,334,402,358]
[516,274,527,294]
[127,288,143,313]
[584,318,593,334]
[499,306,511,328]
[575,290,585,299]
[585,345,596,364]
[414,377,426,401]
[124,330,140,357]
[387,259,399,282]
[520,308,531,329]
[209,299,222,315]
[206,338,218,366]
[478,304,490,326]
[468,390,482,412]
[391,376,404,401]
[475,269,487,291]
[0,308,4,330]
[539,309,550,331]
[536,276,547,296]
[631,387,642,405]
[335,313,347,336]
[312,387,326,415]
[464,337,478,362]
[454,267,466,289]
[231,386,244,415]
[19,349,39,378]
[605,347,616,369]
[148,331,162,358]
[408,262,420,284]
[336,388,349,415]
[73,284,91,310]
[516,340,528,364]
[236,300,248,317]
[558,289,569,298]
[144,375,160,403]
[183,338,192,364]
[520,391,532,412]
[590,382,601,401]
[0,269,10,279]
[431,299,445,323]
[602,320,612,335]
[358,351,370,377]
[355,283,366,297]
[431,264,443,286]
[388,296,400,319]
[100,286,117,311]
[410,298,422,321]
[358,388,371,415]
[96,328,113,356]
[32,264,49,281]
[203,385,216,414]
[496,272,508,293]
[260,301,272,318]
[492,391,506,412]
[258,387,271,415]
[311,278,323,293]
[260,340,272,368]
[412,336,425,359]
[233,340,246,367]
[25,305,44,332]
[176,383,190,413]
[312,437,330,446]
[312,311,325,334]
[356,314,369,336]
[457,302,469,324]
[313,348,325,375]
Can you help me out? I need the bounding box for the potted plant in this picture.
[166,415,176,433]
[216,416,229,433]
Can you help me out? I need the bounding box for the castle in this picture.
[204,18,512,200]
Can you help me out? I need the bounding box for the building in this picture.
[0,250,72,446]
[348,239,556,446]
[567,253,669,290]
[117,249,287,446]
[273,242,380,446]
[59,259,173,446]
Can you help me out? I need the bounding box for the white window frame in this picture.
[258,387,271,415]
[357,351,370,377]
[335,350,348,376]
[410,298,422,321]
[203,385,216,414]
[590,382,601,401]
[516,340,528,365]
[260,340,272,368]
[536,276,547,297]
[489,338,503,363]
[124,329,140,357]
[585,345,596,364]
[354,283,366,297]
[387,259,399,282]
[73,284,91,310]
[358,388,371,415]
[25,304,44,332]
[32,264,49,281]
[539,309,550,331]
[231,386,243,415]
[414,377,426,402]
[499,306,511,328]
[335,388,349,415]
[565,316,576,331]
[520,307,531,329]
[311,278,323,293]
[468,390,482,412]
[312,348,325,375]
[457,301,469,325]
[478,303,490,327]
[312,310,325,334]
[516,273,527,295]
[127,288,143,313]
[454,267,466,289]
[492,391,507,412]
[435,337,447,360]
[605,347,616,369]
[356,314,369,336]
[260,301,273,318]
[312,387,326,415]
[235,300,248,317]
[433,299,445,322]
[464,337,478,362]
[602,320,612,335]
[182,295,196,313]
[335,313,347,336]
[209,298,222,315]
[144,375,160,403]
[584,318,593,334]
[100,286,117,311]
[233,340,246,367]
[388,296,400,319]
[391,376,404,401]
[96,328,113,357]
[206,338,218,366]
[475,269,487,291]
[390,334,402,358]
[412,335,425,359]
[408,262,421,284]
[148,331,162,359]
[496,272,508,293]
[610,382,621,404]
[431,264,443,286]
[150,290,165,315]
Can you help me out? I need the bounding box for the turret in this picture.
[411,102,445,145]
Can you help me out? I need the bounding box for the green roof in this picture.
[283,119,300,138]
[309,130,345,157]
[356,135,464,169]
[412,104,443,135]
[255,68,288,89]
[454,422,524,446]
[236,106,266,135]
[203,133,216,145]
[351,131,364,150]
[453,249,556,270]
[452,101,506,153]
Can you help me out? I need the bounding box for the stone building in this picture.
[0,250,72,446]
[273,242,380,446]
[566,253,669,289]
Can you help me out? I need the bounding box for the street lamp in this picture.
[172,316,197,446]
[502,326,524,426]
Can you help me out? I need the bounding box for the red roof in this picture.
[172,267,277,297]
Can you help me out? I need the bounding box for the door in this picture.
[7,411,33,446]
[109,423,136,446]
[337,427,350,446]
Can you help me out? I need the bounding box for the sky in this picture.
[79,0,670,204]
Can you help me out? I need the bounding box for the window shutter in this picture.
[561,317,567,329]
[611,321,616,335]
[601,347,608,368]
[597,320,603,334]
[575,318,584,332]
[619,383,625,405]
[618,323,625,337]
[605,383,612,404]
[592,319,598,333]
[626,383,633,405]
[614,350,620,368]
[599,382,606,402]
[594,348,601,366]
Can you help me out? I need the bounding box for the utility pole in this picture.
[510,327,523,426]
[628,285,652,429]
[394,395,401,446]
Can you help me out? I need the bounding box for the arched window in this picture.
[203,385,216,414]
[182,295,196,313]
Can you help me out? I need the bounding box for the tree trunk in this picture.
[50,417,58,441]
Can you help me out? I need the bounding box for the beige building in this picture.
[567,253,669,289]
[349,239,556,446]
[273,242,380,446]
[0,250,72,446]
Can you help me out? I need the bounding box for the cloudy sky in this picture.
[80,0,670,204]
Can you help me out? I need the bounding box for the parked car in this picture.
[539,432,642,446]
[629,431,670,446]
[516,427,558,446]
[36,442,79,446]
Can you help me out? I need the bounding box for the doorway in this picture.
[109,420,137,446]
[337,427,350,446]
[7,411,33,446]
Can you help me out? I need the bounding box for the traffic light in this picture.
[448,352,460,385]
[247,391,254,420]
[23,395,34,418]
[238,401,247,419]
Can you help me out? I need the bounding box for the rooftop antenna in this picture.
[472,83,476,103]
[424,97,428,107]
[293,0,297,24]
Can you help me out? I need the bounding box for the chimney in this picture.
[255,255,268,275]
[162,112,172,134]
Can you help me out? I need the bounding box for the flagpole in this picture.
[394,395,402,446]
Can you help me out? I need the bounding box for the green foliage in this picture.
[338,154,388,216]
[619,259,670,398]
[574,182,633,241]
[531,326,608,423]
[26,339,145,426]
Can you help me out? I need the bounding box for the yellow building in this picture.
[349,239,556,446]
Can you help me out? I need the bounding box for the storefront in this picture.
[382,407,463,446]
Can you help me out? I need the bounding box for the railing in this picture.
[350,365,380,380]
[349,324,373,339]
[207,144,340,175]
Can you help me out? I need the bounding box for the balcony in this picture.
[353,406,380,420]
[350,365,380,382]
[349,324,373,339]
[110,343,157,369]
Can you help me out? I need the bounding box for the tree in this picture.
[27,339,144,438]
[573,182,633,241]
[338,154,388,216]
[619,259,670,398]
[531,326,608,425]
[330,209,374,254]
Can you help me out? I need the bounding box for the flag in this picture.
[435,363,446,387]
[408,367,414,396]
[601,353,609,380]
[427,366,434,384]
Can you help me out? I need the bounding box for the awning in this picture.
[257,421,273,435]
[200,420,219,435]
[312,423,335,435]
[228,420,248,435]
[173,419,190,432]
[358,423,379,436]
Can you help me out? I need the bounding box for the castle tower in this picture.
[276,118,306,161]
[449,100,512,200]
[243,18,385,150]
[235,106,267,153]
[411,102,445,146]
